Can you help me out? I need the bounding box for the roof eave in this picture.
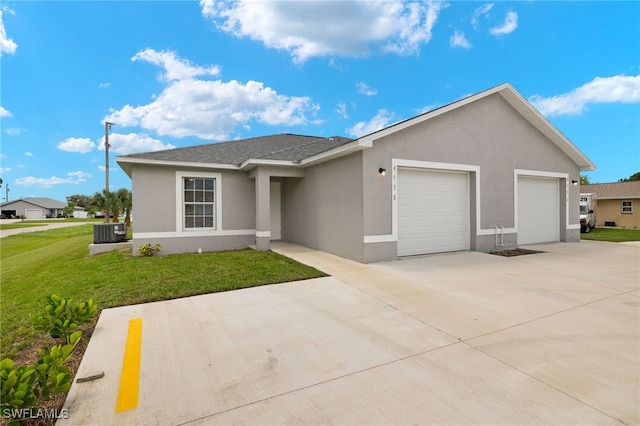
[354,82,596,172]
[299,139,372,167]
[116,156,240,177]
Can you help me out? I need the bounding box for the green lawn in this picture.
[580,227,640,242]
[0,218,103,231]
[0,225,326,358]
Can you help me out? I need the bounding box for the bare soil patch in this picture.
[489,248,544,257]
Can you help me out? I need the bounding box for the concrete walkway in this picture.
[59,241,639,425]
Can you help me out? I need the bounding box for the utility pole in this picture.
[5,183,9,203]
[104,122,114,223]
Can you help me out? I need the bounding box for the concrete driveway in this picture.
[59,241,639,425]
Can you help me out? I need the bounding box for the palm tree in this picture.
[115,188,132,228]
[91,190,119,222]
[90,191,107,221]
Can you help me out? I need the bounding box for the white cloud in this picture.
[416,103,440,115]
[471,3,493,28]
[97,133,175,155]
[15,171,92,188]
[0,6,17,56]
[201,0,447,63]
[490,11,518,36]
[25,152,33,157]
[335,102,349,119]
[450,30,471,49]
[132,49,221,82]
[57,137,96,153]
[530,75,640,116]
[0,106,12,117]
[106,49,318,140]
[347,109,396,138]
[0,167,11,173]
[98,82,112,89]
[356,82,378,96]
[6,127,26,135]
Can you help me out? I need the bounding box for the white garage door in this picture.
[397,168,470,256]
[517,176,559,245]
[25,209,42,219]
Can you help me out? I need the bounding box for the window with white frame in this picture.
[622,200,633,214]
[183,177,216,228]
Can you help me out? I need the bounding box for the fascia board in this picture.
[239,159,299,171]
[299,139,371,167]
[356,85,507,147]
[116,156,240,177]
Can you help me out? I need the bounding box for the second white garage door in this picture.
[397,168,470,256]
[517,176,559,245]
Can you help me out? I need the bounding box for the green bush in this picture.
[1,296,97,424]
[33,295,97,344]
[137,243,161,256]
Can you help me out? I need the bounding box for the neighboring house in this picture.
[116,83,595,263]
[581,181,640,228]
[0,197,67,219]
[72,206,89,219]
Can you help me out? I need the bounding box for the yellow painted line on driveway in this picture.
[116,317,143,413]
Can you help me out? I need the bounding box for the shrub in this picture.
[33,295,97,344]
[138,243,161,257]
[1,296,97,424]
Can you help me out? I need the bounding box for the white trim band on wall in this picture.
[135,229,256,239]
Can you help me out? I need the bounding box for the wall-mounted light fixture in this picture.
[571,180,578,186]
[378,167,386,177]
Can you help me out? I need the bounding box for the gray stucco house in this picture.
[116,83,595,263]
[0,197,67,219]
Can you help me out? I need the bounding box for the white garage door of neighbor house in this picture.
[25,209,41,219]
[397,168,470,256]
[517,176,559,245]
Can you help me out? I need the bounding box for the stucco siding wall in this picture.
[131,165,256,255]
[596,199,640,228]
[220,171,256,230]
[362,93,581,243]
[284,152,364,262]
[131,166,177,232]
[132,165,255,233]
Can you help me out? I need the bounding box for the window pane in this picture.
[183,177,216,229]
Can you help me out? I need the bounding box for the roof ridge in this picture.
[256,135,351,159]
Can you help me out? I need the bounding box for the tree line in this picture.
[65,188,132,226]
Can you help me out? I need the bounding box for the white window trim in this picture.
[622,200,633,214]
[175,171,222,232]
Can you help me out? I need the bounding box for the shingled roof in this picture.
[0,197,66,208]
[120,134,353,165]
[581,181,640,199]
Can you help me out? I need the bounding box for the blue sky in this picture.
[1,1,639,203]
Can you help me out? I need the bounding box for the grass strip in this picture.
[1,225,326,358]
[580,227,640,242]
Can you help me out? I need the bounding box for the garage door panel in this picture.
[517,177,559,245]
[398,169,470,256]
